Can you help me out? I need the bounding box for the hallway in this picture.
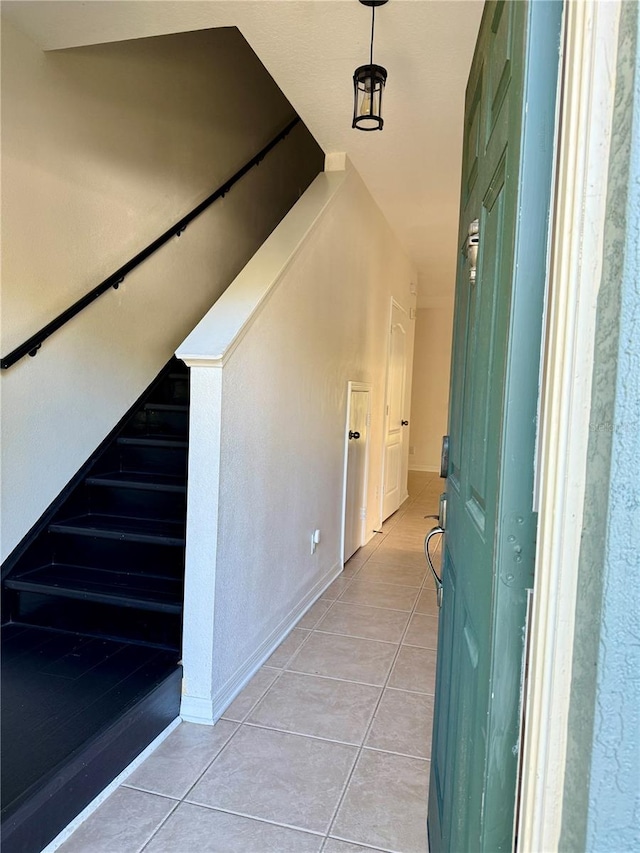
[54,471,442,853]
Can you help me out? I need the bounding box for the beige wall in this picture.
[176,166,417,719]
[0,20,323,560]
[409,301,454,472]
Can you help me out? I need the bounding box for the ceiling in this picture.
[3,0,484,306]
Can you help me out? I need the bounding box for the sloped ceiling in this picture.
[2,0,483,304]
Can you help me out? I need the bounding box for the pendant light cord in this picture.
[370,5,376,65]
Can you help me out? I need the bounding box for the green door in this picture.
[428,2,562,850]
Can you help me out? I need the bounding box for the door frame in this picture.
[341,381,372,566]
[379,297,409,523]
[519,1,621,848]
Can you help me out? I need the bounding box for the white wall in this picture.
[0,20,323,560]
[408,300,454,472]
[177,164,416,721]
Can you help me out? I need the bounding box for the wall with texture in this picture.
[177,165,416,718]
[561,3,640,849]
[408,301,453,471]
[0,21,323,560]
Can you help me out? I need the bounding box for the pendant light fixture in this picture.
[352,0,389,131]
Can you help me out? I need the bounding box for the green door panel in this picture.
[428,2,562,851]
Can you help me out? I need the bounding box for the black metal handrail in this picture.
[1,117,301,370]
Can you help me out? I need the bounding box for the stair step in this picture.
[133,403,188,438]
[42,535,184,579]
[1,625,181,853]
[118,436,187,448]
[49,515,185,546]
[86,472,186,493]
[5,566,182,614]
[143,403,188,413]
[0,356,188,851]
[111,436,187,478]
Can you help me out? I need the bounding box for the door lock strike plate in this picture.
[467,219,480,285]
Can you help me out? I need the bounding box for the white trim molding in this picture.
[341,381,373,566]
[518,2,622,850]
[177,170,347,367]
[178,362,223,725]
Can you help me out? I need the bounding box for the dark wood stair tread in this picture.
[49,514,185,546]
[1,625,180,853]
[5,565,182,613]
[118,435,187,448]
[1,357,188,851]
[86,471,186,493]
[143,403,188,412]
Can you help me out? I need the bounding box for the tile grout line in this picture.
[144,664,286,821]
[178,800,329,838]
[158,609,329,812]
[321,486,440,853]
[322,502,437,847]
[152,719,244,815]
[238,719,382,750]
[255,668,395,691]
[111,480,441,852]
[136,796,181,853]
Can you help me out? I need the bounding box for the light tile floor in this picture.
[57,471,443,853]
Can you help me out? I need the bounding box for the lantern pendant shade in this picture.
[352,0,389,131]
[352,63,387,131]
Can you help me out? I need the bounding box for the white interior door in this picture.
[381,301,408,521]
[343,384,370,562]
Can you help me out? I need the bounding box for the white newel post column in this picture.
[177,357,223,725]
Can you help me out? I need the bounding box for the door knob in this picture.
[401,420,409,426]
[349,430,361,440]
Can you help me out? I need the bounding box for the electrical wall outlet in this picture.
[310,529,320,555]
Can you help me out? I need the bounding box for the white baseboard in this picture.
[180,560,343,725]
[409,464,440,473]
[180,694,218,726]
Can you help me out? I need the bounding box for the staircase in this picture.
[1,357,188,853]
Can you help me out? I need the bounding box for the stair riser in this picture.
[111,443,188,477]
[149,375,189,405]
[6,534,185,580]
[12,484,187,533]
[128,409,188,437]
[51,534,184,577]
[86,484,186,521]
[1,661,181,853]
[6,579,182,615]
[1,358,189,853]
[13,593,182,651]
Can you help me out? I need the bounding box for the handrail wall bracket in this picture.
[1,117,301,370]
